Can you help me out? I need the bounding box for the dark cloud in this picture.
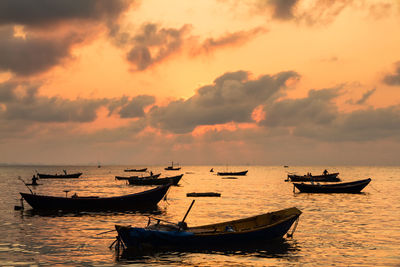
[0,0,129,27]
[192,27,267,55]
[294,106,400,142]
[0,26,83,76]
[115,23,267,71]
[355,88,376,105]
[0,80,17,102]
[126,23,190,71]
[0,80,109,123]
[267,0,299,20]
[119,95,155,118]
[261,87,340,127]
[0,1,132,76]
[149,70,299,133]
[254,0,353,25]
[382,61,400,86]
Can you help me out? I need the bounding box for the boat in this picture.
[128,174,183,186]
[36,171,82,179]
[114,207,301,253]
[293,178,371,193]
[124,168,148,172]
[186,192,221,197]
[217,170,248,176]
[287,172,340,182]
[20,184,171,211]
[115,173,161,180]
[165,162,181,171]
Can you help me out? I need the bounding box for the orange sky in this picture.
[1,0,400,165]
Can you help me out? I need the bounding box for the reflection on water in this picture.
[0,165,400,266]
[118,238,300,264]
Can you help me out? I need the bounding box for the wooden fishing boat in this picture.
[287,172,340,182]
[20,184,171,211]
[293,178,371,193]
[217,170,248,176]
[128,174,183,186]
[115,207,301,253]
[37,172,82,179]
[124,168,148,172]
[115,173,161,180]
[165,162,181,171]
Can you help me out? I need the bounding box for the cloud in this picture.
[253,0,357,25]
[0,26,84,76]
[264,0,299,20]
[294,106,400,142]
[118,95,155,118]
[261,87,341,127]
[148,70,299,133]
[0,1,132,76]
[116,22,267,71]
[0,0,130,27]
[382,61,400,86]
[126,23,191,71]
[192,27,267,55]
[355,88,376,105]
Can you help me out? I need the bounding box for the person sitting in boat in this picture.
[72,193,78,198]
[323,169,328,175]
[31,175,38,185]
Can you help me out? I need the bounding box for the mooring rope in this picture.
[287,217,300,238]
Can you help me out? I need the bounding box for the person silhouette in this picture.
[31,175,38,185]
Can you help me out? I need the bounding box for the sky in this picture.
[1,0,400,166]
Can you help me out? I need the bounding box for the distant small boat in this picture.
[115,173,161,180]
[217,170,248,176]
[186,192,221,197]
[128,174,183,186]
[293,178,371,193]
[124,168,148,172]
[114,207,301,253]
[37,171,82,179]
[287,172,340,182]
[165,162,181,171]
[20,184,171,211]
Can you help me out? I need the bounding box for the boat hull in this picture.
[124,168,147,172]
[217,170,248,176]
[115,173,161,180]
[20,184,171,211]
[37,172,82,179]
[293,178,371,193]
[128,174,183,186]
[287,172,340,182]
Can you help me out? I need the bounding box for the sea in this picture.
[0,165,399,266]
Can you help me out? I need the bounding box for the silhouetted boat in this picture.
[124,168,148,172]
[217,170,248,176]
[36,172,82,179]
[115,207,301,253]
[165,162,181,171]
[186,192,221,197]
[20,184,171,211]
[293,178,371,193]
[287,172,340,182]
[115,173,161,180]
[128,174,183,186]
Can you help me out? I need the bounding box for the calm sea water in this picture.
[0,165,399,266]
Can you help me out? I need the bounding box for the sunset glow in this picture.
[1,0,400,165]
